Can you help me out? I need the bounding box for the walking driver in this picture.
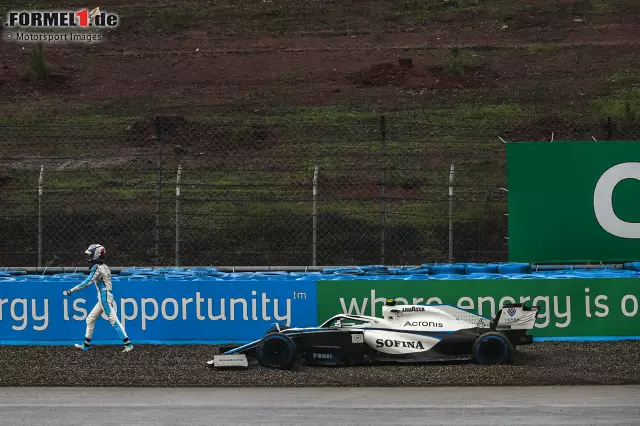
[62,244,134,353]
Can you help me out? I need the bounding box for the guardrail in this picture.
[0,263,629,274]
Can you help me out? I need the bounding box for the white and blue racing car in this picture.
[208,299,540,370]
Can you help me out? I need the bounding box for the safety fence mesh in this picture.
[1,113,638,267]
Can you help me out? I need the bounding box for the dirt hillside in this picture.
[1,0,638,119]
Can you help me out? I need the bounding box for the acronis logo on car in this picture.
[403,321,443,327]
[375,339,425,349]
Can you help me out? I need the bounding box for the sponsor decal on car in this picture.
[477,319,489,329]
[401,307,425,312]
[313,352,333,360]
[403,321,443,327]
[351,334,364,343]
[503,307,523,323]
[375,338,425,349]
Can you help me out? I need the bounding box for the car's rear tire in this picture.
[263,325,291,336]
[256,333,297,370]
[472,332,514,365]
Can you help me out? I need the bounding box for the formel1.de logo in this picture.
[4,7,119,29]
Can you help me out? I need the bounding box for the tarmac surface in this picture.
[1,386,639,425]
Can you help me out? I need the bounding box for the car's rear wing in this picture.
[493,303,540,331]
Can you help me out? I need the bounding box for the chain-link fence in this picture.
[1,113,638,267]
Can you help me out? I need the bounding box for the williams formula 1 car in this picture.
[208,299,540,370]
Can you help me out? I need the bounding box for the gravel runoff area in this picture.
[1,341,639,387]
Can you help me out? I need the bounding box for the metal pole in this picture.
[312,162,319,266]
[448,164,455,264]
[154,118,163,266]
[38,165,44,271]
[175,165,182,267]
[379,115,387,265]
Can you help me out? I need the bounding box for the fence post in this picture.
[606,116,612,140]
[38,165,44,271]
[154,117,163,266]
[448,164,455,264]
[379,115,387,265]
[312,162,319,266]
[175,165,182,267]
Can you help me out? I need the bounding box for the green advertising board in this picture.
[506,141,640,263]
[316,279,640,338]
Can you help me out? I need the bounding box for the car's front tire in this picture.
[256,332,297,370]
[472,331,514,365]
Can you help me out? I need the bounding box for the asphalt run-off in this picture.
[0,386,638,425]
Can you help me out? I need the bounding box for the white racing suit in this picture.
[68,263,131,348]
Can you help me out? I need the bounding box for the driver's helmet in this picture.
[85,244,106,264]
[385,298,396,306]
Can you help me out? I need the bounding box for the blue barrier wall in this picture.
[2,262,640,345]
[0,278,318,345]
